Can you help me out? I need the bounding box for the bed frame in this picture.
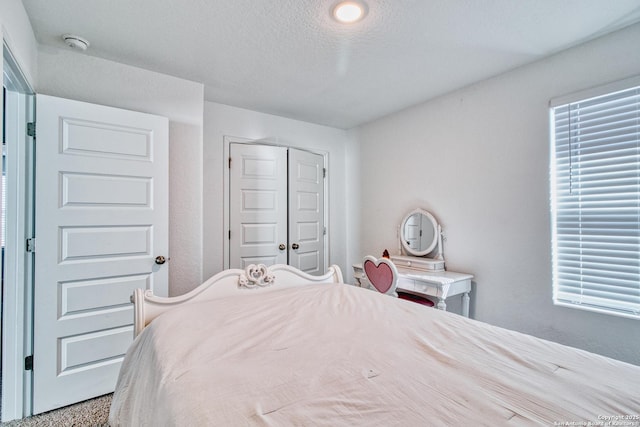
[131,264,344,337]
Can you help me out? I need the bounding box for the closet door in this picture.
[288,149,325,274]
[229,143,288,268]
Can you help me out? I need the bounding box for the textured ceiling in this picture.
[21,0,640,129]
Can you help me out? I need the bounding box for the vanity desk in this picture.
[358,207,474,317]
[352,262,474,317]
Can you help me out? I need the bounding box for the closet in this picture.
[228,143,326,274]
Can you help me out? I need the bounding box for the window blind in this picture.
[550,83,640,319]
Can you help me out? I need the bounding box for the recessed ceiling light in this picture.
[332,1,368,24]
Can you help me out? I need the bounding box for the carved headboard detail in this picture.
[238,264,276,289]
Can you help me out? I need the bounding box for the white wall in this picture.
[355,23,640,365]
[37,47,204,296]
[203,102,355,280]
[0,0,38,87]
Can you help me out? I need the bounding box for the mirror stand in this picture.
[394,208,445,272]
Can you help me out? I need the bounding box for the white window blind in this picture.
[550,82,640,319]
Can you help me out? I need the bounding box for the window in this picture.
[550,78,640,319]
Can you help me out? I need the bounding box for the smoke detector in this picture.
[62,34,90,51]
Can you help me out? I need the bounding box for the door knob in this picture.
[292,243,299,250]
[155,256,167,265]
[279,244,286,250]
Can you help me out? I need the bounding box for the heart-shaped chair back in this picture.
[363,256,398,297]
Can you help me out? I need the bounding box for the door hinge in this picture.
[25,355,33,371]
[228,157,232,168]
[323,227,327,236]
[323,168,326,178]
[27,122,36,138]
[26,237,36,253]
[228,230,231,240]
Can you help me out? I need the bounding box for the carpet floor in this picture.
[1,394,111,426]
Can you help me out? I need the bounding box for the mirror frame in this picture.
[400,208,439,257]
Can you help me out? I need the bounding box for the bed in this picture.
[109,264,640,426]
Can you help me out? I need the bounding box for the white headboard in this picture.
[131,264,344,337]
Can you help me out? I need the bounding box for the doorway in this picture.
[2,42,35,421]
[225,140,328,274]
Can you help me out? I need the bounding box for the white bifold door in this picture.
[229,143,325,274]
[32,95,168,414]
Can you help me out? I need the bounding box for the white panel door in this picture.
[404,214,433,252]
[288,149,325,274]
[229,143,287,268]
[404,213,421,251]
[33,95,168,414]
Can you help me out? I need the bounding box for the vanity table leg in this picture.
[462,292,470,318]
[436,298,446,311]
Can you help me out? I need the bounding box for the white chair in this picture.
[363,255,399,297]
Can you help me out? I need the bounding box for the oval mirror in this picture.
[400,208,439,257]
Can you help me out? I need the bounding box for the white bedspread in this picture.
[109,283,640,426]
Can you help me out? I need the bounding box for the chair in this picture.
[363,255,435,307]
[363,255,399,297]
